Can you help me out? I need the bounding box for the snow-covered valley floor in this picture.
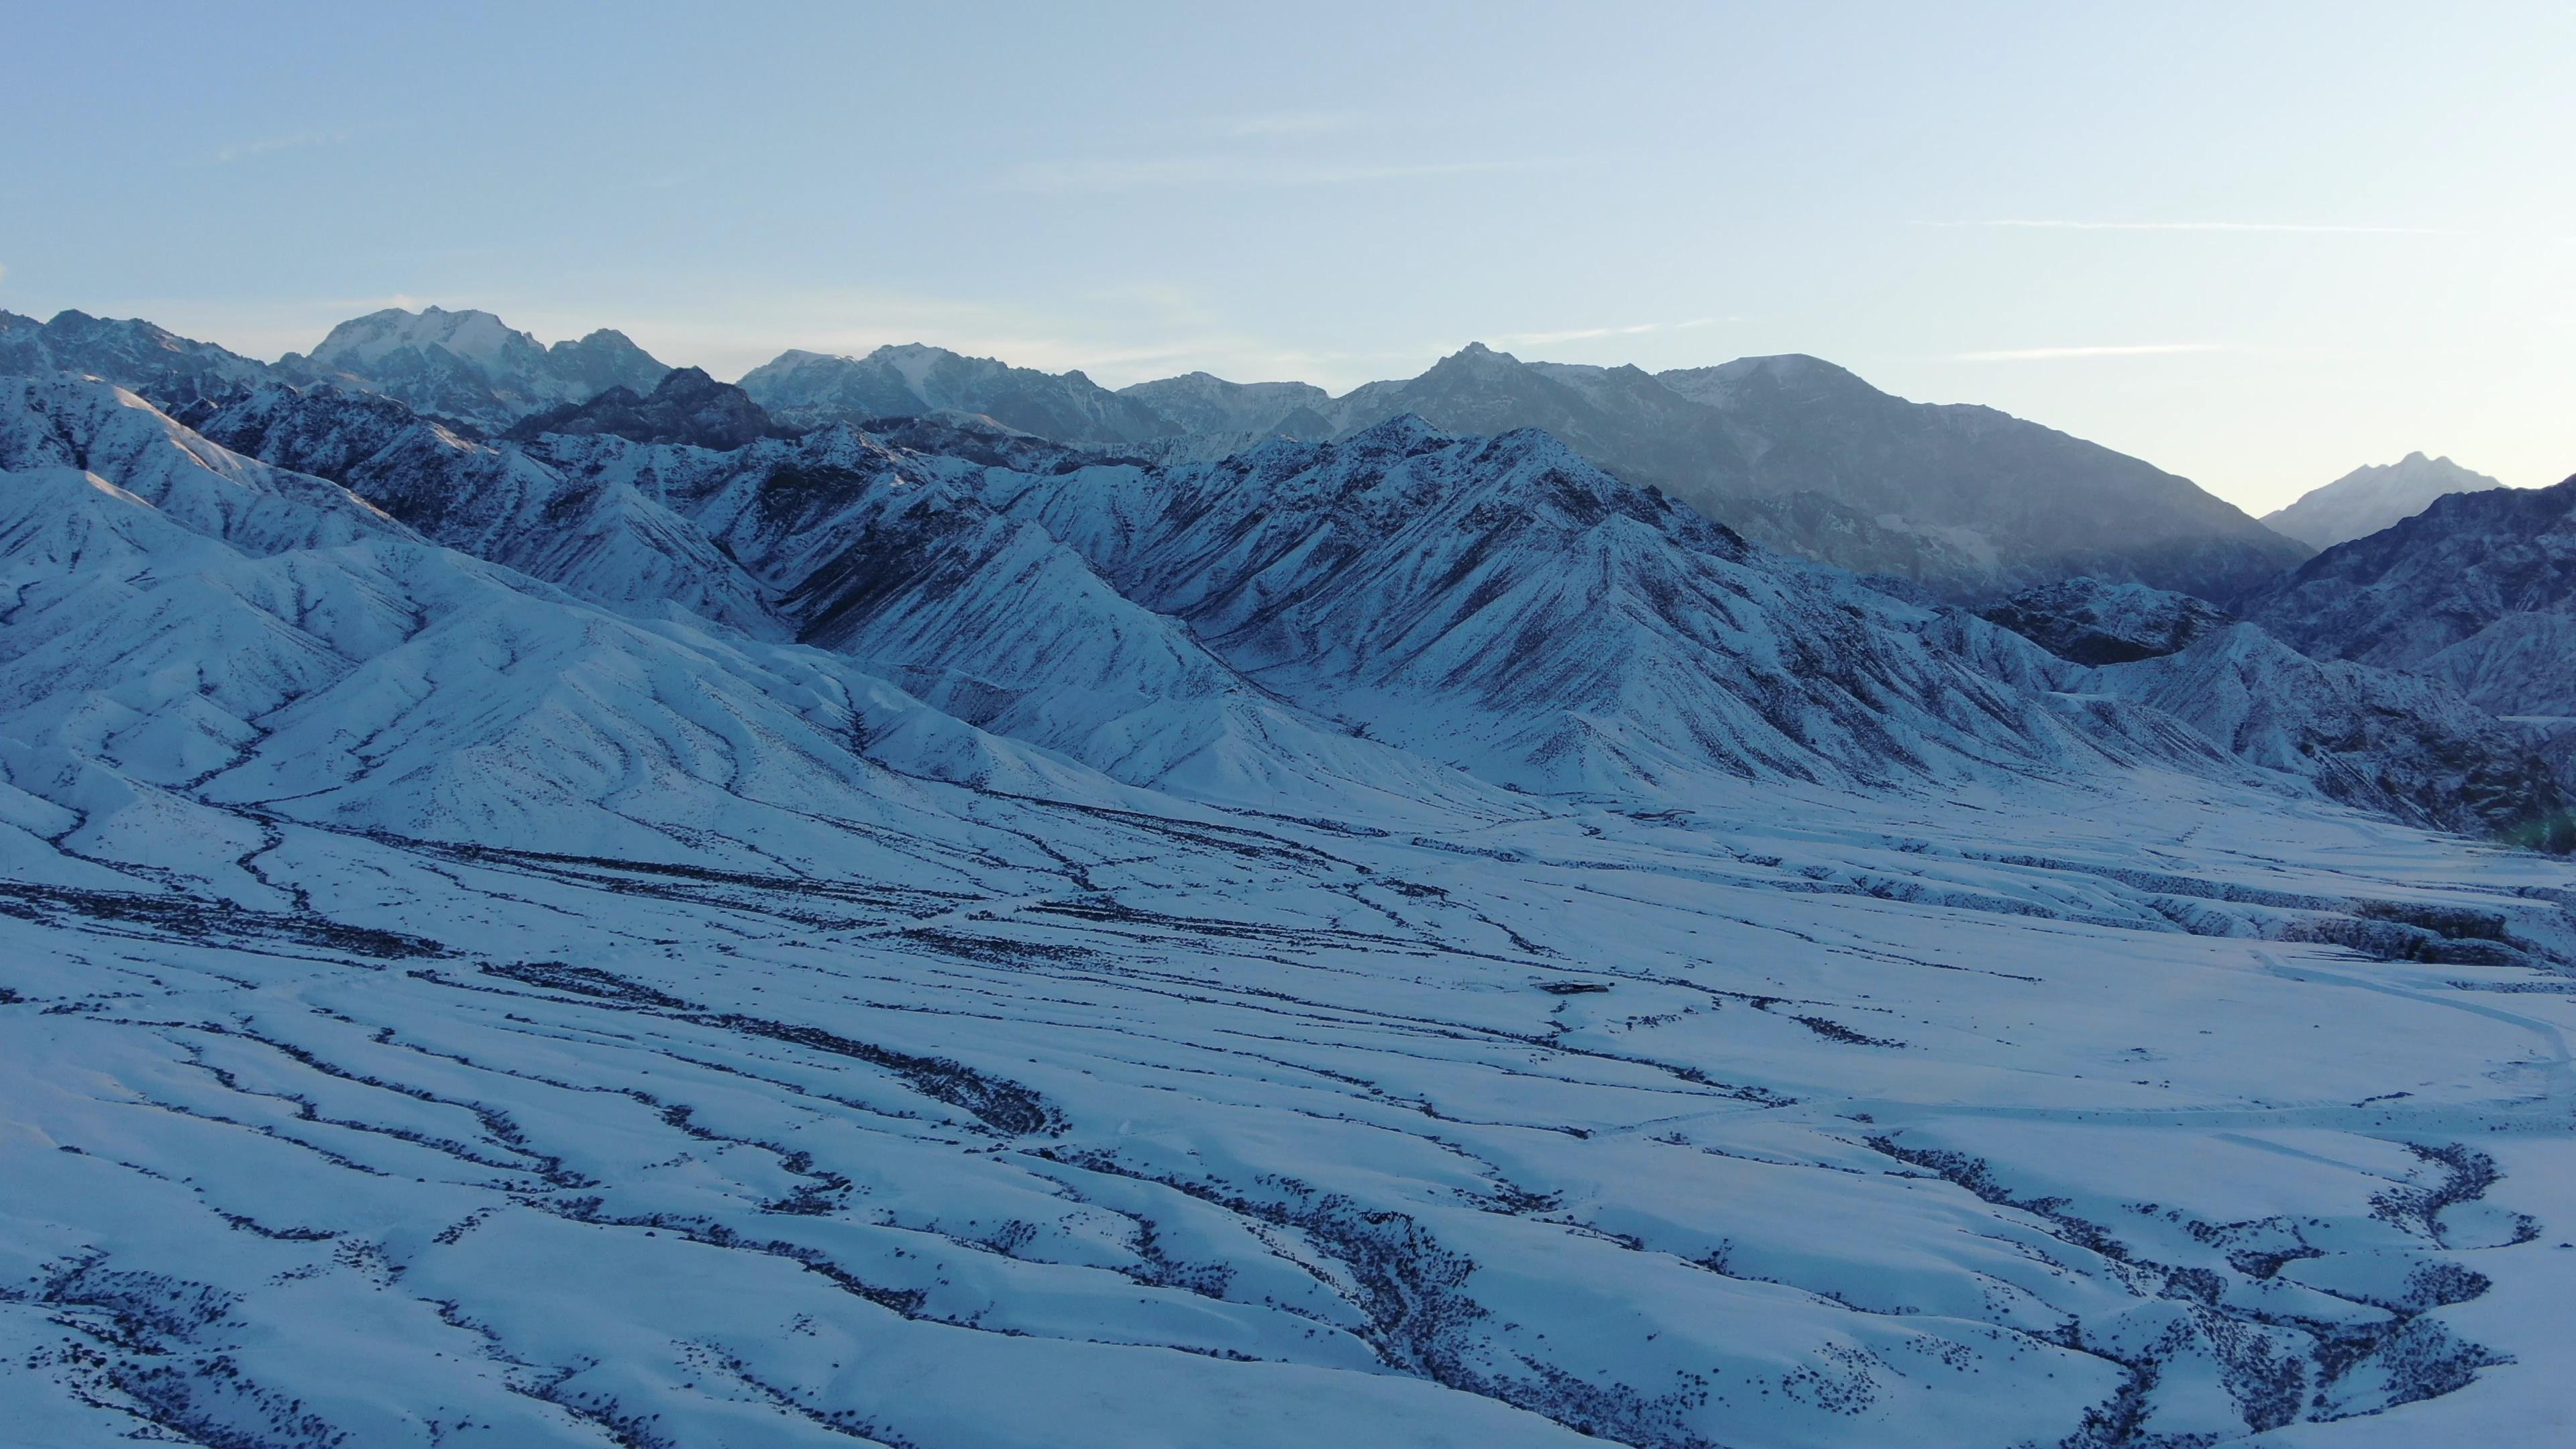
[7,771,2571,1448]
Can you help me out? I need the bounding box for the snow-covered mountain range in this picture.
[747,339,2311,602]
[4,315,2573,1447]
[4,304,2316,602]
[2262,452,2506,551]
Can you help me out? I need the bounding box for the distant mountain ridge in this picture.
[0,302,2309,600]
[2261,451,2506,550]
[739,343,1173,445]
[745,338,2308,602]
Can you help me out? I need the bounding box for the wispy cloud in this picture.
[1928,219,2454,235]
[1001,155,1548,195]
[1953,343,2231,362]
[1490,317,1725,349]
[215,129,352,164]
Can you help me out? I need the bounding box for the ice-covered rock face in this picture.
[2241,474,2576,717]
[2262,451,2508,551]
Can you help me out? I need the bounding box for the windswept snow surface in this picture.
[3,382,2573,1448]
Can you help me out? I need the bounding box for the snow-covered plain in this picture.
[3,380,2571,1448]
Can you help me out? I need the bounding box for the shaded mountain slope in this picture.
[2240,475,2576,716]
[0,395,1142,879]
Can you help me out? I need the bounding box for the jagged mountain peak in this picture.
[557,325,648,351]
[278,305,670,431]
[1424,341,1534,377]
[308,305,535,368]
[5,301,2314,602]
[2259,449,2506,550]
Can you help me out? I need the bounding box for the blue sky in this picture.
[3,1,2569,511]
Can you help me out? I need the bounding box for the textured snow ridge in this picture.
[3,376,2573,1446]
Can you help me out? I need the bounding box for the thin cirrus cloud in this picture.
[1953,343,2231,362]
[1929,219,2455,236]
[1001,155,1552,195]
